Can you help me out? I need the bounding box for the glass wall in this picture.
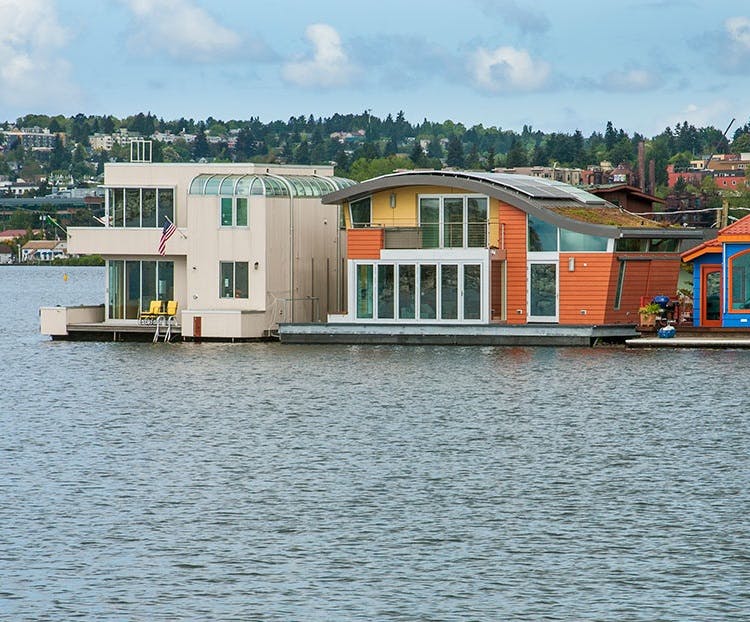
[419,196,488,248]
[354,261,482,322]
[349,197,372,228]
[108,260,174,319]
[529,215,609,252]
[107,188,174,227]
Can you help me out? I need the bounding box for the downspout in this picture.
[267,173,296,322]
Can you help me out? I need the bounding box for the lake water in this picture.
[1,266,748,621]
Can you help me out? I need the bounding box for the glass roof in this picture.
[189,174,355,198]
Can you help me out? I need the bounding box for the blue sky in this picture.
[2,0,749,137]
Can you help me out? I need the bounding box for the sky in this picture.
[1,0,749,137]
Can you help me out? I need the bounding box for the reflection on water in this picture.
[1,267,749,621]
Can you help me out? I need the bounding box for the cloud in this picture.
[473,0,551,34]
[596,67,660,92]
[282,24,358,88]
[0,0,78,109]
[120,0,261,62]
[662,100,734,130]
[469,46,550,93]
[726,16,750,51]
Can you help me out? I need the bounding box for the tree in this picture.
[446,134,464,167]
[485,146,495,171]
[465,143,481,169]
[410,141,427,167]
[505,138,528,167]
[192,124,210,159]
[427,137,443,159]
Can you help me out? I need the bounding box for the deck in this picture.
[627,326,750,348]
[278,323,639,346]
[51,321,181,342]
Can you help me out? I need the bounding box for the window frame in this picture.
[349,196,372,228]
[417,194,488,248]
[219,261,249,299]
[219,196,249,228]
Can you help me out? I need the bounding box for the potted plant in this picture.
[638,302,662,327]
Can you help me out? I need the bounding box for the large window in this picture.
[349,197,372,228]
[529,215,609,252]
[108,260,174,319]
[108,187,174,228]
[731,251,750,310]
[419,195,488,248]
[354,261,482,322]
[220,197,248,227]
[220,262,249,299]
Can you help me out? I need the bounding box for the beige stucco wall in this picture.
[64,162,344,339]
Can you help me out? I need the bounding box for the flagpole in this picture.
[164,215,187,239]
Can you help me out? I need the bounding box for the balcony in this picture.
[346,223,490,260]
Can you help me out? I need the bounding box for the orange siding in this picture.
[347,228,383,260]
[559,253,614,324]
[499,202,527,324]
[602,255,682,324]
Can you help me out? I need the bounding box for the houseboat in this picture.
[319,170,706,327]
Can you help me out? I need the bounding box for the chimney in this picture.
[638,141,646,191]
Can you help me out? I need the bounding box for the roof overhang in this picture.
[323,171,703,240]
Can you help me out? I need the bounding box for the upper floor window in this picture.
[349,197,371,228]
[108,187,174,228]
[418,195,488,248]
[220,197,248,227]
[528,214,608,252]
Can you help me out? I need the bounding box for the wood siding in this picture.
[499,202,527,324]
[602,255,682,324]
[347,228,383,260]
[559,253,614,324]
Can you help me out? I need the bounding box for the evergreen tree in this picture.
[427,137,443,159]
[485,146,496,171]
[192,125,210,159]
[506,138,528,167]
[446,135,464,167]
[294,140,311,164]
[410,141,427,167]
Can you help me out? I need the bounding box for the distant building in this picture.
[586,184,665,217]
[0,126,61,151]
[0,243,13,263]
[21,239,67,262]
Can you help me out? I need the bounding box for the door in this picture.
[700,264,722,327]
[528,262,558,322]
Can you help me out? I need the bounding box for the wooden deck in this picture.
[628,325,750,348]
[54,321,182,342]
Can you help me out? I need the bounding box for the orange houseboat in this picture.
[321,171,706,326]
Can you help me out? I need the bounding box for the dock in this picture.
[627,326,750,348]
[278,323,639,346]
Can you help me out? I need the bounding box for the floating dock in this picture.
[627,326,750,348]
[278,323,639,347]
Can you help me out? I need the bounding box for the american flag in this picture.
[158,218,177,255]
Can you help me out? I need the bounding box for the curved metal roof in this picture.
[322,170,701,239]
[189,174,355,198]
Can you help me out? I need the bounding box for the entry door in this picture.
[701,265,722,327]
[528,261,558,322]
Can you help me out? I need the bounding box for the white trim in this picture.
[527,259,559,323]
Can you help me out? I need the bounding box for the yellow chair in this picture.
[138,300,162,324]
[157,300,178,317]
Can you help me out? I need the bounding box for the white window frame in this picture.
[417,194,488,248]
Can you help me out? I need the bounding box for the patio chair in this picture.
[138,300,162,325]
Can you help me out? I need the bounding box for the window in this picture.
[560,229,608,252]
[614,261,626,310]
[349,197,371,228]
[730,251,750,310]
[107,187,174,228]
[220,197,249,227]
[220,261,249,298]
[418,195,488,248]
[528,215,558,252]
[108,259,174,319]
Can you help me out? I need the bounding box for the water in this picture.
[1,266,748,621]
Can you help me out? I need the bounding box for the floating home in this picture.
[41,162,354,340]
[682,213,750,328]
[318,170,705,328]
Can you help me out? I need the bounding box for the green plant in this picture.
[639,302,662,315]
